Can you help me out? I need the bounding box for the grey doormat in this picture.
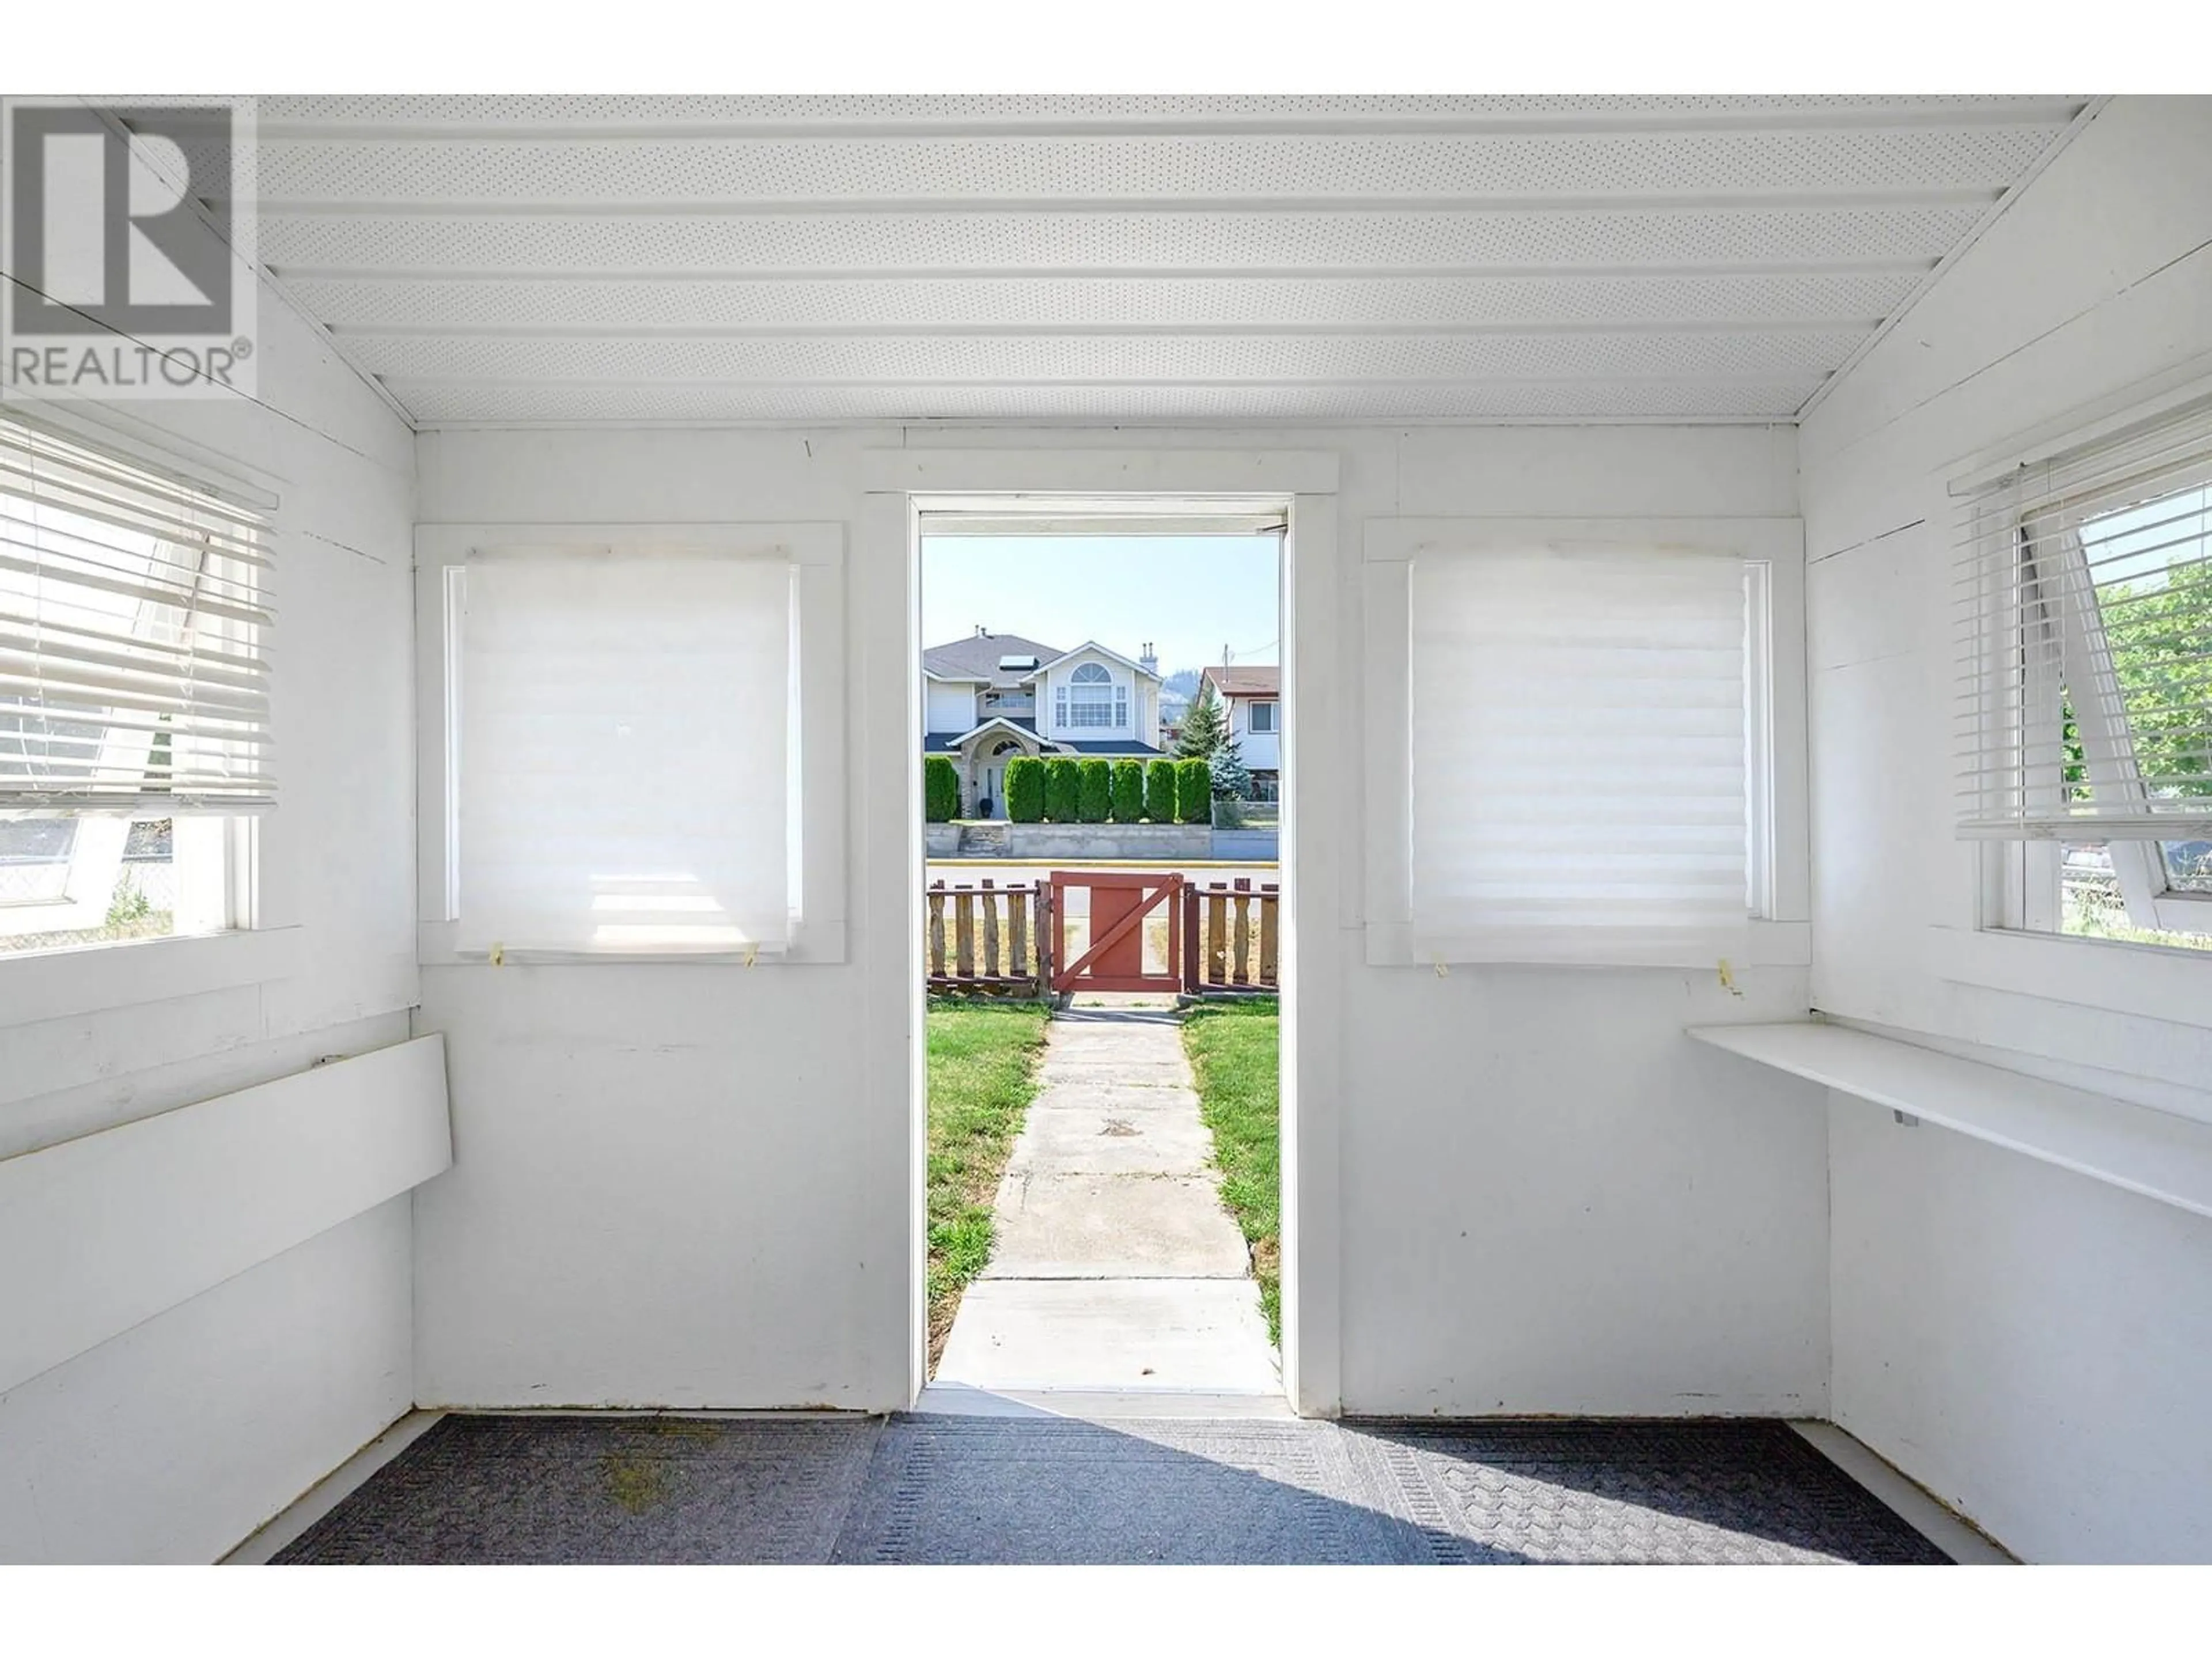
[271,1411,1951,1566]
[271,1414,881,1565]
[1339,1419,1953,1565]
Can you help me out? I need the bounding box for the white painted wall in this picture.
[1230,698,1282,772]
[413,416,1827,1418]
[1798,95,2212,1560]
[923,678,978,735]
[0,238,419,1558]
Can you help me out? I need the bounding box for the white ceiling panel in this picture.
[290,271,1920,334]
[285,271,1923,332]
[226,94,2097,425]
[255,128,2063,207]
[346,328,1869,385]
[255,94,2081,131]
[262,206,1989,276]
[389,378,1831,425]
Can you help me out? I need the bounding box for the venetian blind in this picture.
[1955,397,2212,839]
[0,415,272,812]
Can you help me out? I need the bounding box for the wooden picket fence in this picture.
[1183,877,1280,996]
[925,872,1278,1000]
[925,878,1052,997]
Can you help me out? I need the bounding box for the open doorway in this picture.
[914,502,1287,1406]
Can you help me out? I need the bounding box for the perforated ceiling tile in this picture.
[294,271,1921,332]
[256,95,2080,132]
[387,377,1827,425]
[262,204,1983,275]
[255,127,2065,206]
[351,329,1867,386]
[250,94,2093,426]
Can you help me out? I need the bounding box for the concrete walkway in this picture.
[934,1005,1281,1397]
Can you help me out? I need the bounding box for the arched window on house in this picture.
[1062,661,1116,729]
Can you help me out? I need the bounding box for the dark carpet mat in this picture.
[1340,1419,1952,1565]
[272,1414,881,1564]
[270,1412,1952,1566]
[829,1416,1426,1564]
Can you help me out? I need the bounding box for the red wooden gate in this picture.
[1047,869,1184,994]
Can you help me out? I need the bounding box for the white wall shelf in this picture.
[0,1035,452,1397]
[1689,1021,2212,1222]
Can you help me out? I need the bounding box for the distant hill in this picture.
[1158,666,1201,720]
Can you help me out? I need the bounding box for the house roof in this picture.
[1201,665,1280,698]
[921,714,1163,759]
[923,715,1046,752]
[922,631,1062,688]
[1057,740,1167,757]
[1035,639,1163,682]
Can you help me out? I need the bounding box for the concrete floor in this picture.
[934,1005,1281,1396]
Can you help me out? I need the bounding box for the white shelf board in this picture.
[1688,1021,2212,1222]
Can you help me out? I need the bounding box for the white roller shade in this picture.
[0,416,272,813]
[457,549,796,956]
[1955,396,2212,840]
[1409,543,1749,967]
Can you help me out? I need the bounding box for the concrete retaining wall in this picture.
[1009,823,1211,859]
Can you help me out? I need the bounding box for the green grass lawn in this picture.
[926,999,1051,1367]
[1181,998,1282,1344]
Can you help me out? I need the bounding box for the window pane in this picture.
[0,813,215,955]
[2073,482,2212,815]
[2164,839,2212,892]
[2059,840,2212,950]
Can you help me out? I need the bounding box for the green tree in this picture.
[1144,757,1179,824]
[2065,559,2212,806]
[923,755,961,822]
[1044,757,1082,823]
[1004,756,1046,823]
[1210,735,1253,801]
[1077,758,1112,823]
[1176,681,1228,759]
[1109,759,1145,823]
[1175,757,1212,824]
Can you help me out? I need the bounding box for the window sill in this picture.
[1926,925,2212,1032]
[1363,918,1809,969]
[0,925,303,1029]
[1689,1018,2212,1222]
[416,918,846,967]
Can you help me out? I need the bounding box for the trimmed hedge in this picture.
[1077,758,1112,823]
[1145,758,1179,825]
[1044,757,1082,823]
[1176,756,1212,824]
[923,755,961,822]
[1004,755,1045,823]
[1109,759,1145,823]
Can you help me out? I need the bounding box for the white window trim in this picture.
[1361,516,1809,969]
[1249,700,1279,733]
[1952,377,2212,975]
[0,922,300,1031]
[413,521,847,965]
[0,404,281,1013]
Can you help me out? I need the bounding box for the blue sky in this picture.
[921,534,1280,680]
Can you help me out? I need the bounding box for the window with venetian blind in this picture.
[0,415,268,951]
[1955,395,2212,950]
